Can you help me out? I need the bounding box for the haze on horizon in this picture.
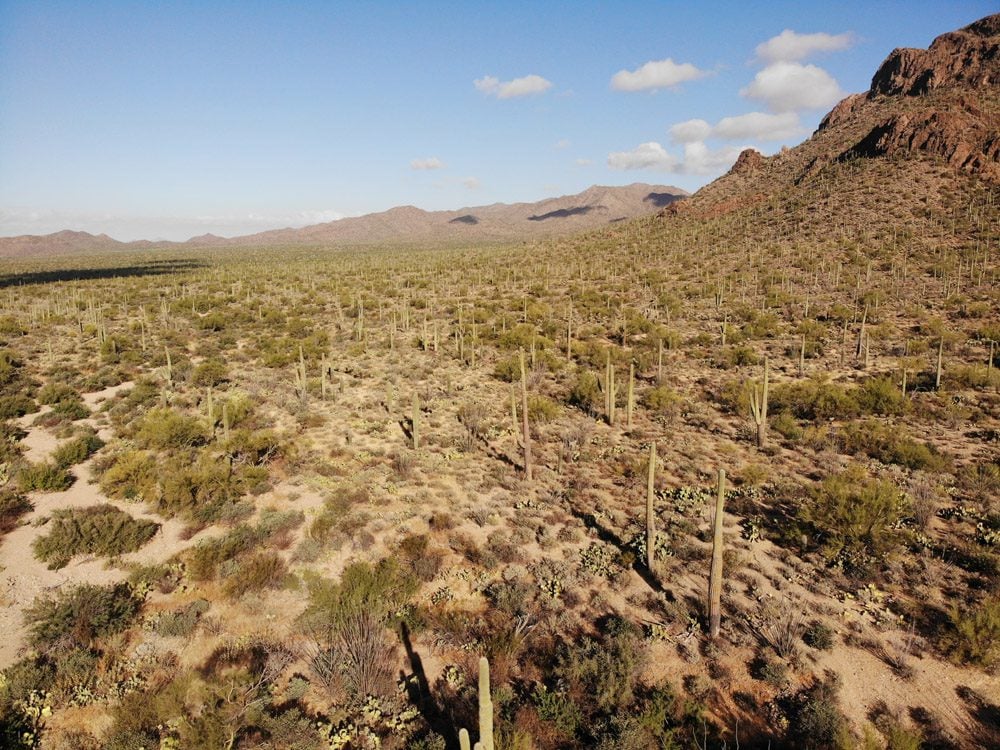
[0,0,994,242]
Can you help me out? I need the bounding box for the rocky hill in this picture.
[0,183,686,259]
[676,13,999,220]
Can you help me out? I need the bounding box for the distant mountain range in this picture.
[0,183,687,258]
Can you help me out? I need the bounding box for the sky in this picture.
[0,1,995,242]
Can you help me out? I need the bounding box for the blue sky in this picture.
[0,1,994,241]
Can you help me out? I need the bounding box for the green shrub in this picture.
[803,621,835,650]
[0,394,35,419]
[528,394,560,423]
[555,615,644,717]
[568,370,602,415]
[153,599,210,637]
[191,359,229,387]
[48,398,90,422]
[939,594,1000,668]
[26,582,142,651]
[17,462,73,492]
[300,558,418,629]
[97,449,157,501]
[134,408,207,449]
[0,490,32,535]
[642,385,684,419]
[156,451,259,524]
[856,376,906,416]
[799,464,908,575]
[51,433,104,469]
[32,504,159,569]
[36,382,79,406]
[221,551,288,598]
[786,674,852,750]
[0,420,26,463]
[771,378,859,421]
[839,420,948,471]
[187,524,263,581]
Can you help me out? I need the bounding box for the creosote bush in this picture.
[17,462,73,493]
[798,464,908,576]
[31,504,159,569]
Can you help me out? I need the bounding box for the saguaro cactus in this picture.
[519,349,533,480]
[708,468,726,639]
[478,656,495,750]
[626,361,635,428]
[411,393,420,450]
[646,442,656,572]
[748,357,769,449]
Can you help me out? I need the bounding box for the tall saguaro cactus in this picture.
[708,468,726,639]
[519,349,533,480]
[748,357,769,449]
[646,442,656,572]
[477,656,495,750]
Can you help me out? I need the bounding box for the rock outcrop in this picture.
[870,14,1000,97]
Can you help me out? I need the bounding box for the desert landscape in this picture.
[0,9,998,750]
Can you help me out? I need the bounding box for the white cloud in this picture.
[670,112,803,144]
[607,141,746,175]
[410,157,444,170]
[575,158,592,166]
[555,138,571,149]
[713,111,803,140]
[474,73,553,99]
[462,177,481,190]
[740,62,843,112]
[611,58,709,91]
[755,29,854,63]
[608,142,677,171]
[669,119,712,144]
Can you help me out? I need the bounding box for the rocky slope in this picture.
[677,13,999,217]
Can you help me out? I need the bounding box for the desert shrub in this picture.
[798,464,907,575]
[741,310,780,339]
[26,582,142,651]
[528,394,560,423]
[223,428,282,465]
[50,432,104,469]
[555,615,644,717]
[803,621,835,651]
[97,449,157,501]
[568,370,602,415]
[155,450,263,524]
[0,420,26,462]
[0,490,32,535]
[958,460,1000,512]
[785,673,852,750]
[191,358,229,387]
[17,462,73,492]
[642,385,684,421]
[47,397,90,422]
[493,355,520,382]
[771,410,803,440]
[0,395,35,419]
[856,376,906,415]
[939,594,1000,668]
[720,344,760,367]
[770,378,859,421]
[838,420,948,471]
[186,524,263,581]
[301,558,418,629]
[36,382,78,406]
[222,551,288,598]
[134,407,207,449]
[32,504,159,569]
